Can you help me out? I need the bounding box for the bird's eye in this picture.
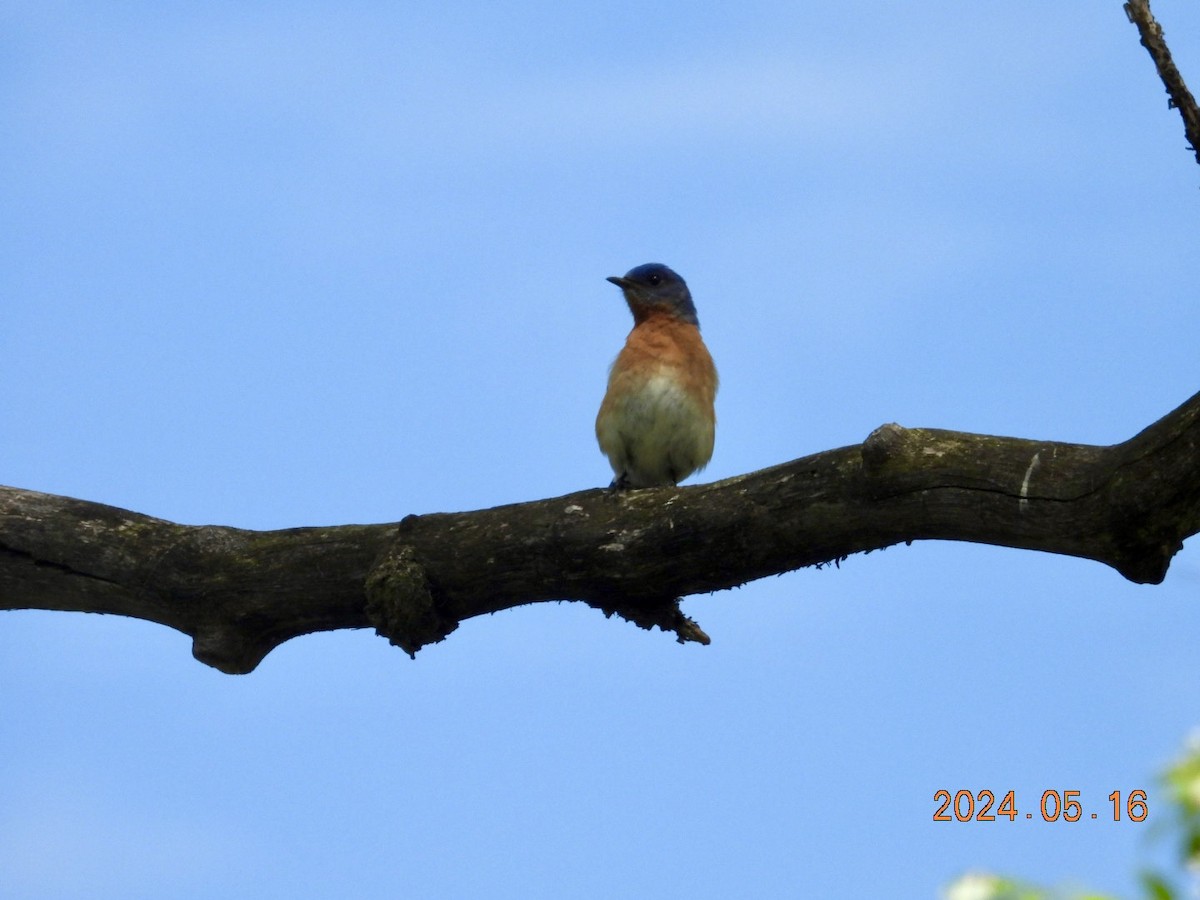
[648,274,661,286]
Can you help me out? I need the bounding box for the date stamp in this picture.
[933,789,1148,822]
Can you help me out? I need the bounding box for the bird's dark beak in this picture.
[606,276,630,289]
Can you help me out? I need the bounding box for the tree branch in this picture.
[4,7,1198,675]
[4,389,1199,674]
[1125,0,1200,167]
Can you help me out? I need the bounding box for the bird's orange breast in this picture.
[612,314,718,405]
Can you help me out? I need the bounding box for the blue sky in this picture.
[3,2,1200,897]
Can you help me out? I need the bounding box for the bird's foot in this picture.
[607,472,631,492]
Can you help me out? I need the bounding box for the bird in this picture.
[595,263,718,489]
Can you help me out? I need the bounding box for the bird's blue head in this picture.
[607,263,699,328]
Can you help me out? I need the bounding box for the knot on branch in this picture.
[861,422,913,472]
[192,625,274,676]
[365,542,456,658]
[590,596,711,646]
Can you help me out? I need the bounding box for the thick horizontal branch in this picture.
[3,389,1200,673]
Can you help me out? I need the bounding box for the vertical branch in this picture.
[1125,0,1200,168]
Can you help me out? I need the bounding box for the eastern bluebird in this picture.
[595,263,718,489]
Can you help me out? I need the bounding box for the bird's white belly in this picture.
[599,372,712,487]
